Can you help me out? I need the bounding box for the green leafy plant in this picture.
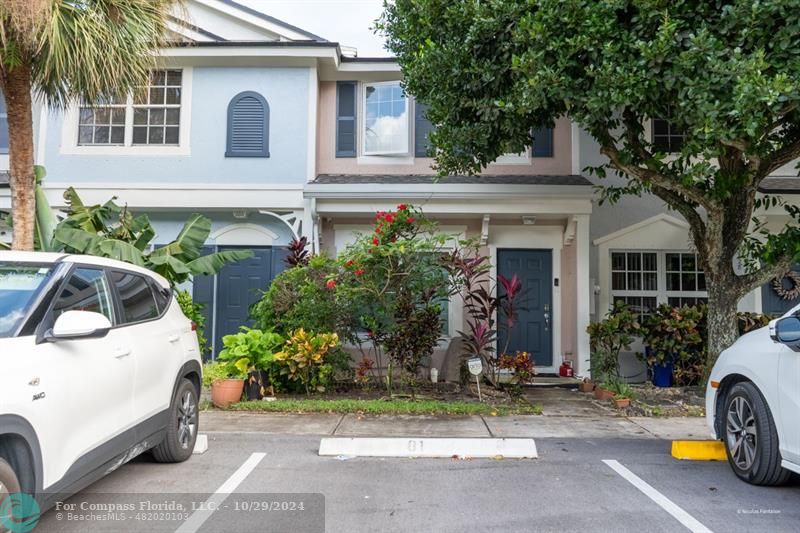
[587,301,642,383]
[497,351,537,393]
[642,304,706,387]
[202,360,246,388]
[606,380,636,401]
[175,289,208,355]
[53,188,252,286]
[737,311,771,335]
[274,328,340,394]
[217,327,284,376]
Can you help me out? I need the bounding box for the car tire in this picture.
[152,379,199,463]
[0,458,22,533]
[723,382,790,486]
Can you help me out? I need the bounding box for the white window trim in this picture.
[609,249,708,309]
[60,67,192,156]
[494,152,531,165]
[360,80,410,157]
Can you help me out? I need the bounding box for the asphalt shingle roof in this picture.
[312,174,592,186]
[759,177,800,194]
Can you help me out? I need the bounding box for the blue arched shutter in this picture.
[226,91,269,157]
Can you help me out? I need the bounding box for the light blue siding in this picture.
[42,67,310,185]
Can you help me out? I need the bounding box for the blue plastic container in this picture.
[651,359,674,388]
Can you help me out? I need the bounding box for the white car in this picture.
[0,251,201,511]
[706,303,800,485]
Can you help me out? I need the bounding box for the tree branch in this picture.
[759,137,800,179]
[736,256,793,298]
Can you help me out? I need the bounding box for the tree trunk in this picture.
[4,63,36,251]
[705,280,740,378]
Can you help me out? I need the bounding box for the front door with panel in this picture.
[497,249,554,368]
[214,247,276,354]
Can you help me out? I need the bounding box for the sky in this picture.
[237,0,391,57]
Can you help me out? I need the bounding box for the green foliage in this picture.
[52,188,251,285]
[587,301,642,382]
[606,381,636,401]
[217,327,284,376]
[642,304,705,364]
[274,329,340,394]
[228,398,542,416]
[737,311,771,334]
[202,360,246,388]
[175,289,208,355]
[336,204,450,392]
[497,351,537,389]
[251,254,362,344]
[380,0,800,368]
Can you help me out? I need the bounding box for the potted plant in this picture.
[587,301,640,386]
[641,305,703,388]
[217,327,284,400]
[578,377,594,393]
[203,361,247,408]
[608,381,634,408]
[594,381,616,401]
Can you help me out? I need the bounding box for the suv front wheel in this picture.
[152,379,199,463]
[0,458,22,533]
[723,382,790,486]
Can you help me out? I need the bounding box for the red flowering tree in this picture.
[334,204,450,394]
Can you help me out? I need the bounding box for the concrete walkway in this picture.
[200,410,711,440]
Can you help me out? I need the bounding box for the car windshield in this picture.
[0,263,55,338]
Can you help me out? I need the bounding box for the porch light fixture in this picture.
[232,209,248,219]
[522,216,536,225]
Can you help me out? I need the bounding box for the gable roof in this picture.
[169,0,327,44]
[593,213,689,246]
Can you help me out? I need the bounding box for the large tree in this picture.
[0,0,177,250]
[379,0,800,370]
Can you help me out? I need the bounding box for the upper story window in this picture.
[363,82,408,156]
[0,94,8,154]
[77,69,183,147]
[652,118,685,153]
[226,91,270,158]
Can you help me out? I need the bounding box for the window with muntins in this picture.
[611,250,707,315]
[226,91,269,157]
[363,82,409,155]
[78,69,182,147]
[652,119,685,153]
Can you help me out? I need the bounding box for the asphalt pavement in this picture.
[33,432,800,533]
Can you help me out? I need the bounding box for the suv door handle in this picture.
[114,349,131,359]
[168,335,180,343]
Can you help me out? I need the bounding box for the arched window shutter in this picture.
[226,91,269,157]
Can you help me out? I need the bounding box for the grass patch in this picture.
[225,398,542,416]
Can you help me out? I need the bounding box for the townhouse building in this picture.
[1,0,797,379]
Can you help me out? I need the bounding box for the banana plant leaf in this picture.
[54,226,103,255]
[62,187,121,233]
[164,214,212,262]
[187,250,254,276]
[97,239,146,266]
[34,167,60,252]
[147,253,193,274]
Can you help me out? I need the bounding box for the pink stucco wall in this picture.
[316,81,574,176]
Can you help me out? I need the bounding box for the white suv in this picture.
[706,303,800,485]
[0,251,202,511]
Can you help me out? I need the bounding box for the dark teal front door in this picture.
[193,246,287,357]
[497,249,553,367]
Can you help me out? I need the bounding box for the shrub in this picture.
[175,289,208,356]
[641,305,705,386]
[497,351,537,386]
[217,327,284,375]
[274,329,340,394]
[202,360,246,388]
[587,301,641,382]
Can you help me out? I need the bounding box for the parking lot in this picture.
[34,432,800,533]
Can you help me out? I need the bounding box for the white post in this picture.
[575,214,592,378]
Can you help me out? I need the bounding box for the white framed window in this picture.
[610,250,706,315]
[62,68,191,156]
[652,118,685,153]
[362,81,409,156]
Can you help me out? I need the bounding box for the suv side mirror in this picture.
[772,316,800,351]
[47,311,112,342]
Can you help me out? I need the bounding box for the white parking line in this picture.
[175,452,266,533]
[603,459,713,533]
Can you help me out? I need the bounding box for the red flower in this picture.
[355,268,364,277]
[366,330,373,338]
[372,237,380,246]
[397,203,407,210]
[326,279,337,289]
[406,217,415,224]
[385,213,395,223]
[346,259,354,266]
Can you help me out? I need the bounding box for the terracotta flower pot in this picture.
[211,378,245,408]
[594,387,615,401]
[578,381,595,393]
[613,397,631,409]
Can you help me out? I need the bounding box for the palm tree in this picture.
[0,0,178,250]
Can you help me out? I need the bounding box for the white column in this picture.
[575,214,591,377]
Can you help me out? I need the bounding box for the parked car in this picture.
[0,251,202,512]
[706,303,800,485]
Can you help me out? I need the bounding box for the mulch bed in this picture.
[624,383,706,417]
